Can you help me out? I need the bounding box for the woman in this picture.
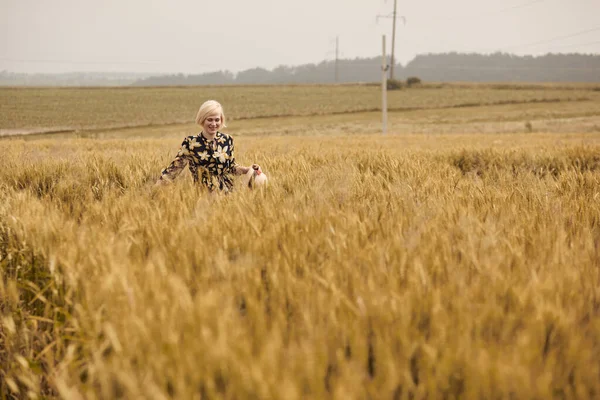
[156,100,259,192]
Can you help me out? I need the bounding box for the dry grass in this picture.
[1,84,600,399]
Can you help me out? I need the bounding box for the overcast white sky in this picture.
[1,0,599,74]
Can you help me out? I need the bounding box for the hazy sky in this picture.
[1,0,599,74]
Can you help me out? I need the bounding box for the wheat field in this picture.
[1,83,600,399]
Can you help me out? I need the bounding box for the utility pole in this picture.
[335,36,339,83]
[381,35,388,135]
[376,0,405,81]
[390,0,397,81]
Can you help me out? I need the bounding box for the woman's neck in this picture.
[201,131,217,141]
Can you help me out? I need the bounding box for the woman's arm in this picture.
[234,164,260,175]
[156,138,192,185]
[234,165,250,175]
[227,137,259,175]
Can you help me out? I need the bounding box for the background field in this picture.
[2,83,600,134]
[1,83,600,399]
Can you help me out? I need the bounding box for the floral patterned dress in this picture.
[159,131,239,191]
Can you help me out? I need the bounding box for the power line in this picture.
[421,26,600,55]
[427,0,547,21]
[0,57,211,67]
[479,26,600,52]
[542,40,600,50]
[485,0,545,13]
[449,0,545,20]
[501,27,600,50]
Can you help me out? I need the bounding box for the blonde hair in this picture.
[195,100,227,128]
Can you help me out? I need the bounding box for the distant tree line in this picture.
[2,53,598,87]
[132,53,600,86]
[403,52,600,83]
[131,57,385,86]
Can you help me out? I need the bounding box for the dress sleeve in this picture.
[227,136,239,174]
[159,137,192,182]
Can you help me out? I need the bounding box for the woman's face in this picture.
[202,111,222,135]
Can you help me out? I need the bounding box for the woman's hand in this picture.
[154,177,171,187]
